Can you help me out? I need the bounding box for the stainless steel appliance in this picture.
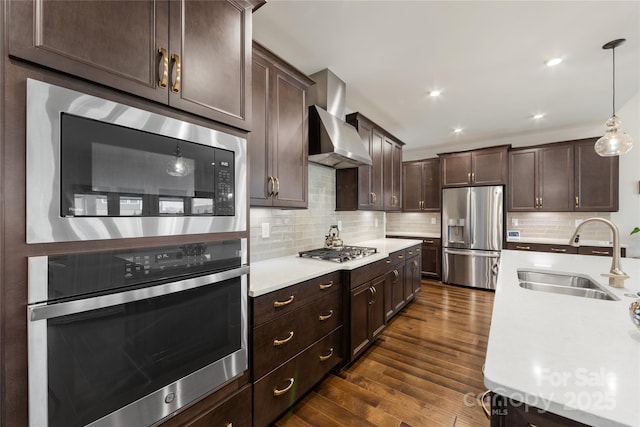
[299,246,377,263]
[27,239,248,427]
[441,186,503,289]
[26,79,246,243]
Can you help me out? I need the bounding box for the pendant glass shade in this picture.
[166,143,192,177]
[594,116,633,156]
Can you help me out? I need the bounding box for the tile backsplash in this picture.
[249,163,385,262]
[506,212,613,242]
[386,212,441,235]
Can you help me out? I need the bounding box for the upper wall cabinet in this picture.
[402,158,440,212]
[509,138,618,212]
[337,113,404,211]
[439,146,509,187]
[8,0,257,130]
[249,42,314,208]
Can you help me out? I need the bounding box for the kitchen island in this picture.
[485,250,640,427]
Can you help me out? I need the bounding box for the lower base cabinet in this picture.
[161,383,251,427]
[350,275,385,359]
[251,272,343,427]
[490,393,590,427]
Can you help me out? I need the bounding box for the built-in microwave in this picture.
[26,79,246,243]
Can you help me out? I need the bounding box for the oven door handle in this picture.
[29,265,249,322]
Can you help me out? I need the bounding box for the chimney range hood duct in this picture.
[307,69,372,168]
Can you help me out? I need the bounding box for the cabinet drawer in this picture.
[405,244,421,258]
[389,249,406,264]
[253,327,342,427]
[578,246,626,257]
[162,384,251,427]
[252,290,342,379]
[349,257,391,288]
[252,271,342,326]
[421,237,441,246]
[506,242,577,253]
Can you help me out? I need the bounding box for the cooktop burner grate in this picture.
[298,246,377,263]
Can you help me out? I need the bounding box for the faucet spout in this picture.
[568,218,629,288]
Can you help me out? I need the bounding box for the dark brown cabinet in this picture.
[574,139,619,211]
[440,146,508,187]
[251,271,343,427]
[249,42,314,208]
[405,245,422,297]
[403,158,440,211]
[337,113,404,211]
[508,138,618,212]
[506,242,626,257]
[161,384,252,427]
[9,0,257,130]
[383,136,403,211]
[421,238,441,279]
[350,275,385,360]
[385,259,405,321]
[491,393,590,427]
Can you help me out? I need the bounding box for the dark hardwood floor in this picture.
[275,280,495,427]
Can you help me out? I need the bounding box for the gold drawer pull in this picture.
[158,47,168,88]
[273,176,280,198]
[398,255,404,259]
[319,348,334,362]
[170,53,181,93]
[550,248,566,253]
[424,240,434,244]
[273,295,294,307]
[273,331,294,347]
[319,310,334,321]
[592,250,610,255]
[407,251,413,255]
[225,424,233,427]
[385,259,391,264]
[515,245,531,250]
[319,281,333,290]
[273,378,295,397]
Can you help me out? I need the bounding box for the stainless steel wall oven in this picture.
[28,239,248,427]
[26,79,247,243]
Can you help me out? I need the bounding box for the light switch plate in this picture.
[261,223,270,238]
[512,218,518,226]
[431,217,437,225]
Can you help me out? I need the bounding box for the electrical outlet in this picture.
[512,218,518,226]
[261,223,270,238]
[431,217,436,225]
[337,220,342,230]
[374,218,379,228]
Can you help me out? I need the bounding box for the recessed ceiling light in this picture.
[429,90,442,97]
[453,127,463,134]
[532,113,545,120]
[545,58,563,67]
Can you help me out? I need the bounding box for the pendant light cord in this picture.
[612,46,616,117]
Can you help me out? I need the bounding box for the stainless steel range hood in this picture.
[308,69,372,168]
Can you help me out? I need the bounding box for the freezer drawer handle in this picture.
[491,263,499,276]
[515,245,531,250]
[444,249,500,257]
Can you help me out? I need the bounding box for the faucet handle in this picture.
[601,273,630,288]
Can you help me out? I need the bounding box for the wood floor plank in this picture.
[274,280,494,427]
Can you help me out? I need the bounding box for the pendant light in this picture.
[166,141,192,177]
[594,38,633,156]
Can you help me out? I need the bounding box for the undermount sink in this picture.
[517,269,618,301]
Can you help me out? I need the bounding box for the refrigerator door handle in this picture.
[444,248,501,257]
[469,190,475,246]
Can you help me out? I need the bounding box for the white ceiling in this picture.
[252,1,640,156]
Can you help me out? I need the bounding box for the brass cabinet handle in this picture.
[372,192,377,204]
[550,247,567,253]
[158,47,169,88]
[467,172,471,183]
[416,248,421,253]
[319,280,333,290]
[319,347,334,362]
[535,197,539,208]
[412,260,418,271]
[575,196,579,208]
[368,286,376,305]
[273,378,295,397]
[424,240,434,244]
[479,390,491,419]
[385,259,391,264]
[273,295,294,308]
[407,250,413,255]
[273,331,294,346]
[591,250,610,255]
[515,245,531,250]
[319,310,334,321]
[398,254,404,259]
[225,423,233,427]
[274,176,280,198]
[539,196,543,208]
[267,176,275,198]
[170,53,181,93]
[392,269,399,283]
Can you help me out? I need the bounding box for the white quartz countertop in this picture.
[484,250,640,426]
[385,231,441,239]
[249,238,422,297]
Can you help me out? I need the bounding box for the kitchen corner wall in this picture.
[249,163,385,262]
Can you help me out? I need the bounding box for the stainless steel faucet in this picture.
[569,218,629,288]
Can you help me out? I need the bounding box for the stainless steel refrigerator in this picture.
[441,186,503,289]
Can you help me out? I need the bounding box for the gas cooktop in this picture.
[298,246,377,263]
